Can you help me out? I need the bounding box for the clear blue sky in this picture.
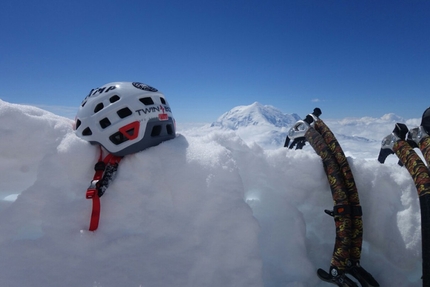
[1,0,429,122]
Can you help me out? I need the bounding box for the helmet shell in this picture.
[75,82,176,156]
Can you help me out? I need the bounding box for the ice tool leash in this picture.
[85,146,122,231]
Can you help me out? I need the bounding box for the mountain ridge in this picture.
[204,102,412,153]
[210,102,301,130]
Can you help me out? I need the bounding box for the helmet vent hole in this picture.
[139,97,154,105]
[160,97,166,104]
[94,103,104,113]
[166,124,173,135]
[99,118,111,129]
[151,125,162,137]
[117,107,132,118]
[124,128,135,138]
[110,95,120,103]
[82,127,92,136]
[75,119,81,129]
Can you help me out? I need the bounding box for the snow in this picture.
[0,99,425,286]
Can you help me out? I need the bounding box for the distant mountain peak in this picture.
[211,102,300,130]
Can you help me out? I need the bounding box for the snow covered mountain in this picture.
[203,102,418,160]
[211,102,300,129]
[207,102,300,149]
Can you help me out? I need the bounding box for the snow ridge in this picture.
[0,100,424,287]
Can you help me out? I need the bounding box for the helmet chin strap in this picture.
[85,145,123,231]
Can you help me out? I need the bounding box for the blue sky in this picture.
[1,0,429,122]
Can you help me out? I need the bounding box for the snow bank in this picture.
[0,100,262,287]
[0,100,423,286]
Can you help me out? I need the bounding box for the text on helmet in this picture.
[136,105,172,116]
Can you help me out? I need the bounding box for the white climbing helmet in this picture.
[74,82,176,156]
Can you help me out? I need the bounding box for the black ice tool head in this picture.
[312,108,322,117]
[421,107,430,134]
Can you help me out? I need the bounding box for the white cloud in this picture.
[35,104,78,119]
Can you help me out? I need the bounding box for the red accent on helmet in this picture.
[119,121,140,140]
